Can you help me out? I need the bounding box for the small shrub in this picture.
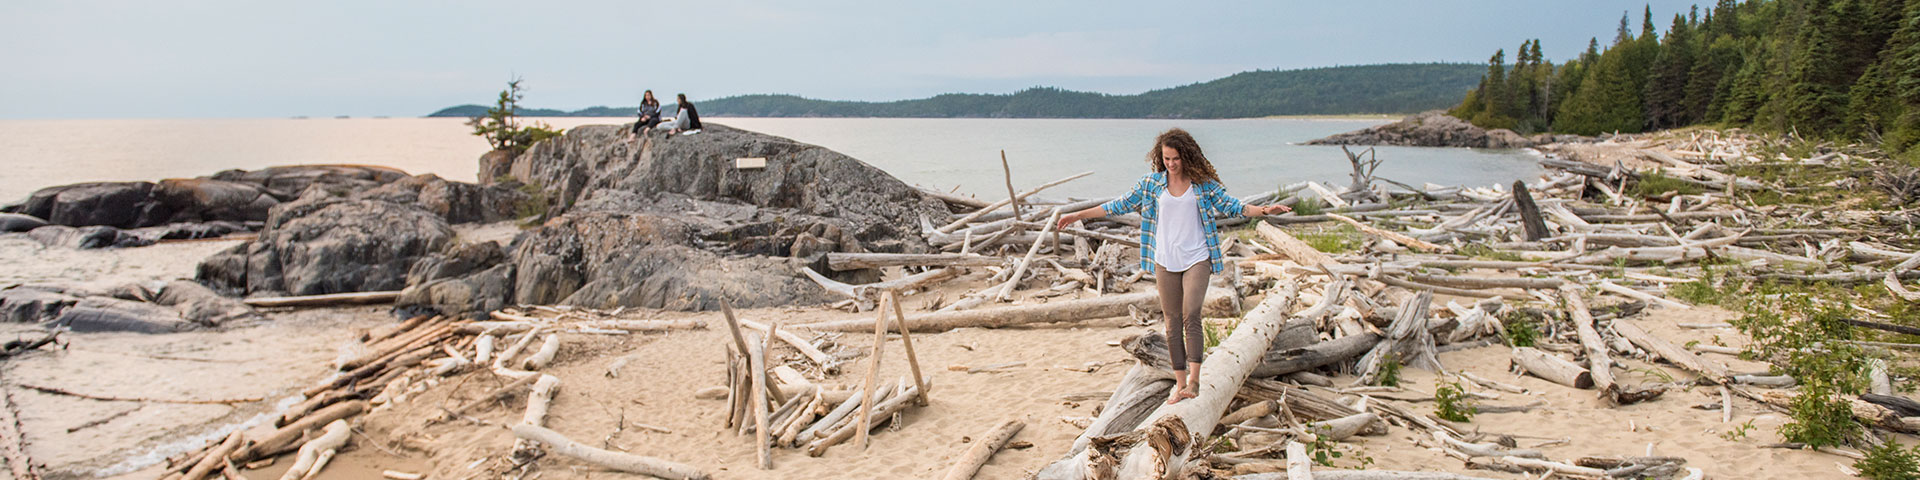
[1857,440,1920,480]
[1306,424,1344,467]
[1202,321,1224,349]
[1457,243,1524,261]
[1779,386,1858,448]
[1626,171,1705,198]
[469,78,565,155]
[1292,198,1324,216]
[1720,420,1756,441]
[1376,353,1402,387]
[1435,381,1476,422]
[1503,315,1539,347]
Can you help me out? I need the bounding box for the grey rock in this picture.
[155,280,260,327]
[152,178,283,223]
[405,241,508,286]
[0,287,79,324]
[20,181,170,228]
[209,164,409,197]
[0,213,47,232]
[355,174,529,224]
[25,225,154,249]
[478,149,515,185]
[197,198,454,296]
[396,264,514,320]
[46,297,192,333]
[508,124,944,247]
[508,210,835,311]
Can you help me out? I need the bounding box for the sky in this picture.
[0,0,1712,119]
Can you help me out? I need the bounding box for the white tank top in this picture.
[1155,185,1209,272]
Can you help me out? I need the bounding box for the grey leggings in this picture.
[1156,260,1211,370]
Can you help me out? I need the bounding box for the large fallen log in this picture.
[1065,363,1175,456]
[456,319,706,334]
[1403,274,1562,291]
[1509,347,1591,390]
[1354,290,1438,386]
[1564,287,1617,398]
[1613,321,1730,384]
[826,253,1005,271]
[242,291,403,308]
[513,424,711,480]
[1036,278,1349,480]
[1255,221,1334,267]
[1235,471,1503,479]
[803,291,1159,333]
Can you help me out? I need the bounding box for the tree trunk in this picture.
[804,291,1159,333]
[1509,347,1592,390]
[1513,181,1548,241]
[826,253,1004,271]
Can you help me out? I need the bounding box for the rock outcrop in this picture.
[391,124,947,317]
[1305,111,1574,149]
[198,196,455,296]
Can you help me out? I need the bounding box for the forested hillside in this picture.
[1450,0,1920,160]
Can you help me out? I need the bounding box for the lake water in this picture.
[0,117,1543,204]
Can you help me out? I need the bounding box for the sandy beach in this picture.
[0,224,1859,480]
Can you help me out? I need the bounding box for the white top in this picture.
[1154,185,1209,272]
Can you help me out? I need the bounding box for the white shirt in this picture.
[1154,185,1209,272]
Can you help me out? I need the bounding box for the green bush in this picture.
[1858,440,1920,480]
[1435,381,1476,422]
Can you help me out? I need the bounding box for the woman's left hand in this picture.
[1256,204,1291,216]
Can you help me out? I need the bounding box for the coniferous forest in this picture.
[1450,0,1920,161]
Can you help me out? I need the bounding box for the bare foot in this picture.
[1177,388,1198,401]
[1166,392,1182,405]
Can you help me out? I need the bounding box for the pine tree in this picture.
[1475,49,1516,129]
[1784,13,1848,135]
[1884,0,1920,159]
[1556,47,1645,135]
[1646,13,1696,129]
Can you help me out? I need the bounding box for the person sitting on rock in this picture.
[667,93,702,135]
[626,90,663,140]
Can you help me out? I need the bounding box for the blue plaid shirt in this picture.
[1099,172,1246,274]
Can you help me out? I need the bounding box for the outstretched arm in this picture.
[1055,206,1111,230]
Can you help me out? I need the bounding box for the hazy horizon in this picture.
[3,1,1709,119]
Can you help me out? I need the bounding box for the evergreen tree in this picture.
[1474,49,1516,129]
[1646,13,1696,129]
[1556,46,1645,135]
[1784,14,1848,135]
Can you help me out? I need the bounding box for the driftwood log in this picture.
[805,291,1159,333]
[940,418,1026,480]
[513,424,711,480]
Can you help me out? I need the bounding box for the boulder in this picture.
[197,198,455,296]
[125,221,253,242]
[1485,129,1532,149]
[155,280,260,326]
[0,213,47,232]
[396,264,514,320]
[46,297,191,333]
[19,181,170,228]
[478,149,516,185]
[153,178,284,223]
[405,241,509,286]
[0,287,79,324]
[356,174,529,224]
[509,211,835,311]
[25,225,154,249]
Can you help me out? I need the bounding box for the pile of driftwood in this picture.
[154,309,713,480]
[717,292,933,470]
[786,135,1920,479]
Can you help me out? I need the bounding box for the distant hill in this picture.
[427,63,1482,119]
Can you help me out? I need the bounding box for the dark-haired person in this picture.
[667,93,702,135]
[626,90,663,140]
[1055,128,1290,405]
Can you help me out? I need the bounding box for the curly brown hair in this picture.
[1148,128,1220,184]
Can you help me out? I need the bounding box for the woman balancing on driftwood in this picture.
[1056,128,1290,404]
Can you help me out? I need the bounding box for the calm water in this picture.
[0,117,1544,204]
